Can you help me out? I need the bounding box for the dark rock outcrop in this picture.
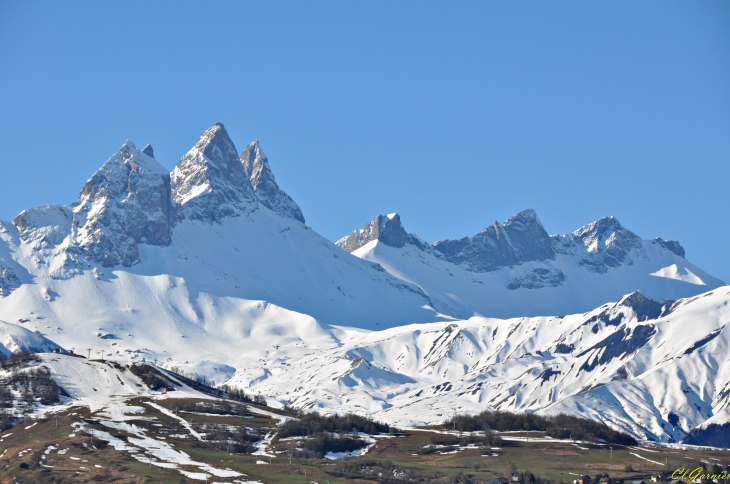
[503,209,555,262]
[568,216,643,273]
[507,267,566,290]
[337,213,407,253]
[578,324,657,373]
[654,237,685,258]
[617,291,665,321]
[0,265,20,297]
[433,221,521,273]
[682,422,730,448]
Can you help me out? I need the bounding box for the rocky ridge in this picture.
[4,124,304,273]
[0,265,19,297]
[339,209,686,281]
[336,209,720,319]
[0,123,727,449]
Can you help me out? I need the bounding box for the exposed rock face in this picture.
[617,291,667,321]
[433,221,521,272]
[73,141,175,267]
[503,209,555,262]
[337,213,407,253]
[0,265,20,297]
[564,216,644,273]
[170,123,257,223]
[581,291,671,335]
[507,268,566,290]
[240,140,305,223]
[339,209,694,296]
[578,324,657,373]
[654,237,685,258]
[8,123,306,270]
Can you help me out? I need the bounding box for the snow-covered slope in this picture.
[338,210,725,319]
[1,123,728,447]
[0,320,62,357]
[13,286,730,445]
[221,287,730,445]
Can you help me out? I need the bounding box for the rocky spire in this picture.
[170,123,257,223]
[336,213,407,253]
[142,144,154,157]
[240,141,305,223]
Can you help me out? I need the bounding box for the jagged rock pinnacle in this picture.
[240,140,305,223]
[170,124,257,223]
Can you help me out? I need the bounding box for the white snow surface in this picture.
[0,205,440,333]
[0,320,62,357]
[221,287,730,444]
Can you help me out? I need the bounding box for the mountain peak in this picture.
[502,209,554,262]
[337,213,407,252]
[73,141,175,267]
[572,216,642,269]
[240,140,304,223]
[142,144,154,158]
[434,220,520,272]
[432,209,556,273]
[192,123,238,165]
[170,124,257,223]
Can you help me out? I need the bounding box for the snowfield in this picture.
[9,286,730,446]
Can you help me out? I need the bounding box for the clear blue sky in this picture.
[1,1,729,282]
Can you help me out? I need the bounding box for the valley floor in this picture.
[1,391,727,483]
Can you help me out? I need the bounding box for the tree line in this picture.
[444,410,637,446]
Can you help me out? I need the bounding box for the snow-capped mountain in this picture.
[336,210,724,319]
[0,123,728,447]
[0,123,441,332]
